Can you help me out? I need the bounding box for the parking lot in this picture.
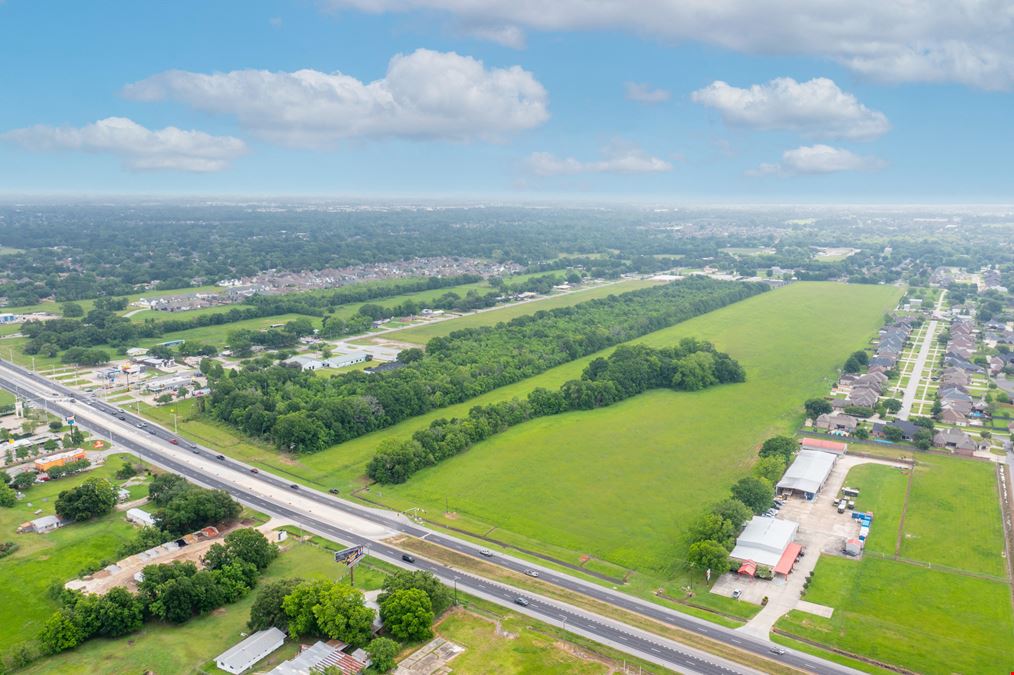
[711,454,909,637]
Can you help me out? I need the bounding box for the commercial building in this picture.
[729,516,801,577]
[284,352,371,371]
[777,449,838,500]
[34,449,87,472]
[215,627,286,674]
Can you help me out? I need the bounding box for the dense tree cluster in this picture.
[207,279,763,454]
[368,339,746,483]
[147,473,242,536]
[55,477,117,522]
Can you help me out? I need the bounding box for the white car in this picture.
[479,548,493,557]
[523,569,539,578]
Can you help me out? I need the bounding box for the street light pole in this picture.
[453,576,459,606]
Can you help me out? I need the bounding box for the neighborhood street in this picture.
[897,291,946,420]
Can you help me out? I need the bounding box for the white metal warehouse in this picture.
[776,449,838,500]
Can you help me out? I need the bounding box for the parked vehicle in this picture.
[732,589,742,599]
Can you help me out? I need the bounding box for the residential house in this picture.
[847,386,879,408]
[815,413,859,434]
[933,428,977,454]
[939,408,969,426]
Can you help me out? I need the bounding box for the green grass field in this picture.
[776,557,1012,674]
[373,283,900,575]
[388,279,663,344]
[900,455,1006,576]
[0,454,142,651]
[844,464,909,556]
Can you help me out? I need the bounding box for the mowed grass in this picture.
[845,463,909,556]
[776,556,1013,674]
[0,454,140,651]
[24,541,390,675]
[389,279,663,344]
[431,608,612,674]
[901,455,1006,576]
[368,282,901,574]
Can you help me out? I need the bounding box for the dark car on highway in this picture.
[401,554,416,563]
[514,597,529,607]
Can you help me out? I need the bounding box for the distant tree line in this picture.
[204,279,765,454]
[368,339,746,483]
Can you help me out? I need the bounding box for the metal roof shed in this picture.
[215,627,286,674]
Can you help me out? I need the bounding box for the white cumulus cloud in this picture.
[124,49,549,147]
[323,1,1014,90]
[749,144,886,176]
[625,82,671,104]
[691,77,890,140]
[1,117,246,172]
[527,144,673,176]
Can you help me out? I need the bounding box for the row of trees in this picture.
[207,279,766,454]
[248,568,453,673]
[368,339,746,484]
[38,528,277,655]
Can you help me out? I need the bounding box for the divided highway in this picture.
[0,359,861,675]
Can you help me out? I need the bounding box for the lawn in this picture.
[370,283,900,575]
[0,454,142,651]
[900,454,1006,576]
[388,278,663,344]
[775,556,1013,674]
[844,463,909,556]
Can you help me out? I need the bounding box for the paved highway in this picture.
[0,358,862,675]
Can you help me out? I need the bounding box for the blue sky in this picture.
[1,1,1012,201]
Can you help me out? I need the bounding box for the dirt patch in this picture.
[276,454,299,466]
[212,607,228,616]
[444,511,459,520]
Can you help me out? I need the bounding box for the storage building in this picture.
[215,627,286,674]
[777,449,838,500]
